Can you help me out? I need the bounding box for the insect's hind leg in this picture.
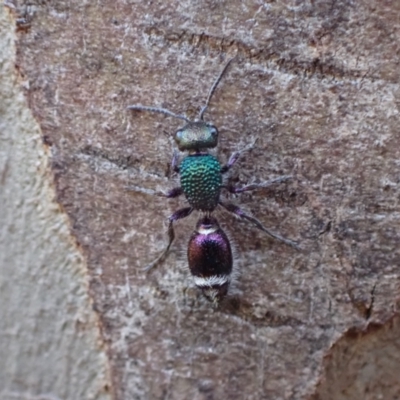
[219,201,300,250]
[144,207,193,272]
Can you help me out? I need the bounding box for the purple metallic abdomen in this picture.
[188,216,233,303]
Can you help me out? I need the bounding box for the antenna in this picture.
[127,105,190,123]
[198,57,236,121]
[128,57,236,123]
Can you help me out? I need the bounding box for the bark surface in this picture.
[0,5,111,400]
[10,0,400,398]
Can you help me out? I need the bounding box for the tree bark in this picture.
[0,5,111,400]
[5,0,400,399]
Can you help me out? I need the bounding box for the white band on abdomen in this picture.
[193,275,230,288]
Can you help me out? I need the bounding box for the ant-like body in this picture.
[128,58,299,304]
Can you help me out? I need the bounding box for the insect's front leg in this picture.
[171,150,180,174]
[126,185,183,198]
[221,139,258,174]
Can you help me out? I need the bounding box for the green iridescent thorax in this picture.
[179,154,222,212]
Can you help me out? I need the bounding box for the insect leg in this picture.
[223,175,292,194]
[221,139,258,174]
[144,207,193,271]
[171,150,180,174]
[219,201,300,250]
[126,185,183,198]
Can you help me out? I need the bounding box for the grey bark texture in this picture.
[0,5,111,400]
[4,0,400,399]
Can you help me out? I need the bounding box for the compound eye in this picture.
[175,129,187,147]
[209,126,218,137]
[175,130,183,141]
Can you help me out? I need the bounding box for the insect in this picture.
[127,58,300,304]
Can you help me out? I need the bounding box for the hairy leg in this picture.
[126,185,183,198]
[219,201,300,250]
[223,175,293,194]
[144,207,193,271]
[221,139,258,174]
